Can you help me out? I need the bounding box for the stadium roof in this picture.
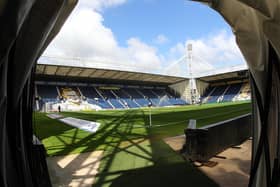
[36,64,188,85]
[198,69,249,83]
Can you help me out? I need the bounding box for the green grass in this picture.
[34,101,251,187]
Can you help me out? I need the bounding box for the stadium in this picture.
[33,61,252,187]
[35,63,250,111]
[2,1,280,187]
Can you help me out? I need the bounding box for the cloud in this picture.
[186,30,244,68]
[42,0,162,73]
[164,30,245,77]
[80,0,127,11]
[154,34,169,44]
[45,9,118,58]
[42,0,244,78]
[126,38,162,69]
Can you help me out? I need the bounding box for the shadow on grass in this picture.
[34,113,74,139]
[103,139,219,187]
[43,110,157,186]
[35,102,251,187]
[109,163,218,187]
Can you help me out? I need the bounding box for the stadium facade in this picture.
[35,63,251,112]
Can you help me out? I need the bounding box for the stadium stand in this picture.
[138,88,157,98]
[37,84,58,103]
[198,69,250,104]
[36,84,188,110]
[124,88,151,107]
[35,64,250,111]
[207,85,227,103]
[138,88,166,106]
[148,88,186,106]
[98,89,125,109]
[201,86,214,103]
[168,97,187,105]
[153,89,173,98]
[201,82,250,103]
[222,83,243,102]
[235,83,251,101]
[59,86,81,102]
[78,86,112,109]
[112,89,140,108]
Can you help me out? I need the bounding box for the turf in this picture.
[34,101,251,187]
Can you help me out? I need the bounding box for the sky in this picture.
[41,0,246,77]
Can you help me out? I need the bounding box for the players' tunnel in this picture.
[0,1,78,186]
[194,1,280,186]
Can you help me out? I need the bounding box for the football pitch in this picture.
[35,101,251,187]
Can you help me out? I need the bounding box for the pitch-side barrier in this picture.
[181,113,251,162]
